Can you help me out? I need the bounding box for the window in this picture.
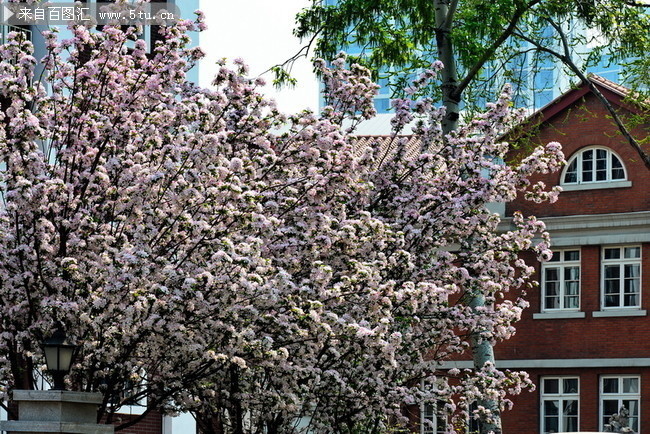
[562,147,626,185]
[0,25,32,45]
[421,401,479,434]
[421,401,446,434]
[602,246,641,309]
[600,376,639,433]
[541,377,579,434]
[542,250,580,311]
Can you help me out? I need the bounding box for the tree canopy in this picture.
[0,16,565,433]
[294,0,650,136]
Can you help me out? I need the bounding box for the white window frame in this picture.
[540,376,580,434]
[601,246,642,310]
[561,146,629,190]
[600,375,640,433]
[541,249,581,312]
[420,401,447,434]
[113,372,148,416]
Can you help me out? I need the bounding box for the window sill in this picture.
[115,404,147,415]
[592,309,647,318]
[561,180,632,191]
[533,311,586,320]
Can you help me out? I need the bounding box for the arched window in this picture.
[562,147,626,185]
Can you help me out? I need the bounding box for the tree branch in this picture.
[514,18,650,169]
[453,0,544,99]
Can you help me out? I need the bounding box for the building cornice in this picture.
[439,357,650,370]
[498,211,650,247]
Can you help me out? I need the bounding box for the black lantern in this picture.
[43,325,76,390]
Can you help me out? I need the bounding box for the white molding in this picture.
[438,358,650,370]
[162,415,173,434]
[502,211,650,231]
[498,211,650,246]
[592,309,647,318]
[533,311,586,319]
[561,180,632,191]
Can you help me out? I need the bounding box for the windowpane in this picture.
[546,268,559,281]
[564,250,580,261]
[624,264,640,279]
[565,281,579,296]
[601,377,640,433]
[596,151,607,180]
[605,294,619,307]
[564,379,578,394]
[544,416,559,433]
[623,400,639,432]
[544,379,559,394]
[564,267,579,281]
[565,295,579,309]
[603,247,641,309]
[623,378,639,394]
[544,400,559,416]
[605,265,620,279]
[624,279,639,294]
[603,399,619,416]
[582,161,593,182]
[564,400,578,416]
[623,294,638,307]
[545,282,559,296]
[605,277,620,294]
[603,378,619,393]
[564,415,578,433]
[545,295,560,309]
[612,155,624,179]
[564,159,578,183]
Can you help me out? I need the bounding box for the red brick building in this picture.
[416,76,649,434]
[490,76,649,433]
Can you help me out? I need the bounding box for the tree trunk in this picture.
[434,0,461,135]
[469,294,502,434]
[435,2,501,432]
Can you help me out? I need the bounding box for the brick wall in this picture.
[103,410,164,434]
[496,243,650,360]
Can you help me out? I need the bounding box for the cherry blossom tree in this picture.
[0,16,564,434]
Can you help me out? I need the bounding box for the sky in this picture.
[198,0,319,114]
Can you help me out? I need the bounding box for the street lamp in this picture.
[43,325,76,390]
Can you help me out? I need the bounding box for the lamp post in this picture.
[43,325,76,391]
[0,324,114,433]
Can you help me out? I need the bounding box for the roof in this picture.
[352,76,647,156]
[530,74,646,126]
[352,135,421,161]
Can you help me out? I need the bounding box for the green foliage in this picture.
[295,0,650,114]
